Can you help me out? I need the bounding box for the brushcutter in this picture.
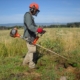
[10,27,69,60]
[9,27,78,66]
[10,28,68,58]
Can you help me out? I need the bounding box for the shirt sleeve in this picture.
[24,13,38,33]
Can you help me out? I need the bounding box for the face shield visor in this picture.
[35,9,40,16]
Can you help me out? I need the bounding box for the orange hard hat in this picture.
[29,3,39,10]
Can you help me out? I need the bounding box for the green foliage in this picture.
[0,39,27,57]
[0,43,8,57]
[40,38,64,53]
[41,69,57,80]
[0,56,29,80]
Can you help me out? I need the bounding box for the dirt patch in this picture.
[65,66,76,73]
[55,58,80,80]
[24,72,41,80]
[1,73,27,80]
[74,69,80,80]
[23,71,41,80]
[65,66,80,80]
[10,73,27,78]
[24,71,41,77]
[8,71,41,80]
[32,77,41,80]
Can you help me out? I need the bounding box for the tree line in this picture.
[0,22,80,30]
[45,22,80,28]
[0,26,23,30]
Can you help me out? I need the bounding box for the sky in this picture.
[0,0,80,24]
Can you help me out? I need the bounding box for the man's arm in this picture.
[24,13,38,33]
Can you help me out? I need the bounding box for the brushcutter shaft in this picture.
[36,44,69,60]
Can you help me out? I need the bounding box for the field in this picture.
[0,28,80,80]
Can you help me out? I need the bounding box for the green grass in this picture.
[0,28,80,80]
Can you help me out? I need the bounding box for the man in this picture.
[23,2,43,69]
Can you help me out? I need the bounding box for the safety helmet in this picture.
[29,3,39,10]
[29,3,40,16]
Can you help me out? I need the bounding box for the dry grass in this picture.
[0,28,80,58]
[0,28,80,80]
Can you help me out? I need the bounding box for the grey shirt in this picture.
[23,12,38,38]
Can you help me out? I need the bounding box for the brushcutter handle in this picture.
[41,30,46,34]
[39,30,46,36]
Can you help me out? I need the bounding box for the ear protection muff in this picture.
[30,5,35,13]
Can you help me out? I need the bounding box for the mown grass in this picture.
[0,28,80,80]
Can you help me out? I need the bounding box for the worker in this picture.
[23,2,43,69]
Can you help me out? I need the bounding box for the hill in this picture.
[0,23,67,27]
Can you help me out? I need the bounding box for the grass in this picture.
[0,28,80,80]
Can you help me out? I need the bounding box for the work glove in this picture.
[37,27,43,33]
